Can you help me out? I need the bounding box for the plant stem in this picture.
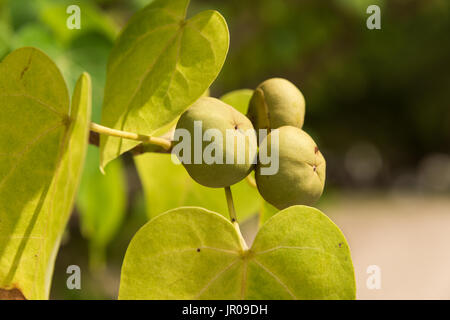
[89,122,172,151]
[224,186,248,251]
[225,186,238,222]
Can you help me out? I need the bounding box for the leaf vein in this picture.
[186,24,217,63]
[240,258,248,299]
[115,30,181,155]
[108,23,179,76]
[148,246,239,259]
[0,123,64,189]
[0,93,66,118]
[194,258,239,299]
[252,259,297,299]
[159,30,184,108]
[255,245,337,259]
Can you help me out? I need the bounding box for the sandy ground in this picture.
[319,193,450,300]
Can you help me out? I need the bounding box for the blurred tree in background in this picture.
[0,0,448,299]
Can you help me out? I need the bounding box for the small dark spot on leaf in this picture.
[179,19,187,28]
[20,66,29,79]
[62,115,71,127]
[231,218,236,222]
[314,146,319,154]
[20,54,33,79]
[338,243,342,248]
[196,248,201,252]
[312,165,317,172]
[234,125,238,130]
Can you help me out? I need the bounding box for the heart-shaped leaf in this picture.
[0,48,91,299]
[119,206,355,299]
[134,153,260,222]
[100,0,229,170]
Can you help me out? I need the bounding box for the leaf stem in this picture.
[224,186,248,251]
[89,122,172,151]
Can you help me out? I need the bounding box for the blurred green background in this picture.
[0,0,449,299]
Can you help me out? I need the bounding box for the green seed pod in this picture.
[174,97,257,188]
[247,78,305,134]
[255,126,325,209]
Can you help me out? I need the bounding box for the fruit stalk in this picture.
[224,186,248,251]
[89,123,172,151]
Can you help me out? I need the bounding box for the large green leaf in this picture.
[134,153,259,222]
[77,145,127,270]
[100,0,229,170]
[0,48,91,299]
[119,206,355,299]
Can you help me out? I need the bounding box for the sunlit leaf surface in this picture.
[100,0,229,170]
[119,206,355,299]
[0,48,91,299]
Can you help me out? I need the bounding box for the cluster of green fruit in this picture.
[174,78,326,210]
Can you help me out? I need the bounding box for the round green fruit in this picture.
[256,126,325,209]
[174,97,257,188]
[247,78,305,134]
